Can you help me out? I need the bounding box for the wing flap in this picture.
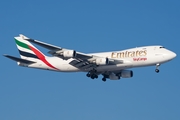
[69,59,93,70]
[80,64,93,69]
[109,59,124,65]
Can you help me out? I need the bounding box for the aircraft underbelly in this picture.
[97,63,133,72]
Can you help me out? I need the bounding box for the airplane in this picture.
[4,34,177,81]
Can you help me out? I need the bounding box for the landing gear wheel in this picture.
[86,73,90,77]
[102,77,106,82]
[90,74,98,79]
[91,76,95,79]
[87,68,98,80]
[155,64,160,73]
[155,69,159,73]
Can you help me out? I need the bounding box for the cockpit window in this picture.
[160,46,165,49]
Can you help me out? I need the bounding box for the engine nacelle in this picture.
[121,70,133,78]
[109,73,120,80]
[63,50,76,58]
[95,58,109,65]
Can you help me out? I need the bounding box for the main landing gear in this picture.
[102,77,106,82]
[86,69,107,82]
[155,64,160,73]
[102,74,108,82]
[86,69,98,79]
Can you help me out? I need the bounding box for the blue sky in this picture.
[0,0,180,120]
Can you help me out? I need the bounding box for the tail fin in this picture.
[15,34,46,61]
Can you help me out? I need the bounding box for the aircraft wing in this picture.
[25,38,62,51]
[25,36,124,70]
[25,38,92,58]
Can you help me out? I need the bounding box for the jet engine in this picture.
[55,50,76,59]
[95,58,109,65]
[109,73,120,80]
[121,70,133,78]
[63,50,76,58]
[109,70,133,80]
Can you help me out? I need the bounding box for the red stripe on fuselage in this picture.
[28,45,59,70]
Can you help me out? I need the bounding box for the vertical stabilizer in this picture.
[14,34,46,61]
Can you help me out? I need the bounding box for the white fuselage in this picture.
[24,46,176,72]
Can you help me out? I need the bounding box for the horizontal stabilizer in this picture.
[3,54,36,64]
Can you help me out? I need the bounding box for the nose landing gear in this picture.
[155,64,160,73]
[155,69,159,73]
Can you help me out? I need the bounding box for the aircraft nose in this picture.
[168,51,177,60]
[172,52,177,58]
